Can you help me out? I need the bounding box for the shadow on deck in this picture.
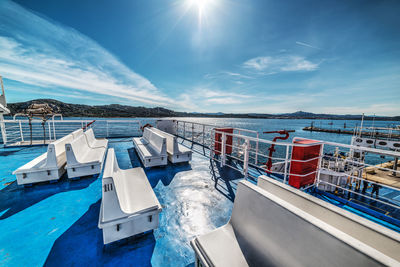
[0,174,97,220]
[44,200,156,267]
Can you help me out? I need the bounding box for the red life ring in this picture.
[140,123,152,131]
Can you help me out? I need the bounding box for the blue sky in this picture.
[0,0,399,115]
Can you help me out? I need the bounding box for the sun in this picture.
[189,0,212,10]
[186,0,216,24]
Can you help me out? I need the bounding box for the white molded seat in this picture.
[191,179,400,267]
[65,130,108,178]
[98,148,162,244]
[13,133,74,185]
[133,127,167,168]
[84,128,108,148]
[152,127,192,163]
[71,128,84,139]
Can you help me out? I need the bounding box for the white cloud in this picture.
[295,41,321,50]
[204,71,253,80]
[177,88,254,111]
[243,55,319,73]
[0,1,178,107]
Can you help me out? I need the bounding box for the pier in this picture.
[303,126,400,139]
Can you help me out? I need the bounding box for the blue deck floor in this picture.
[0,139,243,267]
[1,138,400,266]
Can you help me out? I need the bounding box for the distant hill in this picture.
[6,99,400,121]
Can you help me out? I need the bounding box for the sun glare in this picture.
[186,0,216,25]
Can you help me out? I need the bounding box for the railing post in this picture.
[202,124,205,146]
[0,114,7,145]
[221,132,226,167]
[237,130,241,151]
[106,121,109,138]
[210,129,215,159]
[316,144,325,187]
[192,123,194,143]
[243,138,250,178]
[52,118,56,140]
[183,122,186,139]
[19,120,24,142]
[255,132,259,165]
[48,121,51,141]
[283,145,289,183]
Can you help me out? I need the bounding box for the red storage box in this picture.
[289,139,321,189]
[214,128,233,155]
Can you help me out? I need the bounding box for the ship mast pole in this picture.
[359,113,364,137]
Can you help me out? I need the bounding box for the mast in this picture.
[0,76,9,145]
[359,113,364,137]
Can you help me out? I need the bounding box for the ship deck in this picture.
[0,138,242,267]
[363,161,400,189]
[0,138,400,266]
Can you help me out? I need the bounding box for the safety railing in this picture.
[0,118,142,146]
[175,119,260,163]
[171,121,400,223]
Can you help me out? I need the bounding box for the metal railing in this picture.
[170,120,400,222]
[0,118,142,146]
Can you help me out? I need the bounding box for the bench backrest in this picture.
[256,175,400,264]
[230,181,382,266]
[71,128,83,139]
[44,134,74,168]
[66,134,90,164]
[103,148,120,178]
[143,127,166,155]
[102,148,159,221]
[102,148,126,221]
[143,127,152,141]
[152,127,178,154]
[84,128,96,146]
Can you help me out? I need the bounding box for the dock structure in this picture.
[363,161,400,189]
[303,126,400,139]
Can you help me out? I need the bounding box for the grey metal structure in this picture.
[191,177,400,267]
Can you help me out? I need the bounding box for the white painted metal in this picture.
[352,136,400,151]
[65,129,108,178]
[243,139,250,178]
[12,129,83,185]
[156,119,177,135]
[221,133,226,167]
[132,127,167,168]
[0,119,141,146]
[0,114,7,144]
[283,145,289,183]
[191,178,400,267]
[98,148,162,244]
[151,127,192,163]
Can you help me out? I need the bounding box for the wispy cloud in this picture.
[0,1,178,107]
[204,71,253,80]
[177,88,254,111]
[295,41,321,50]
[243,55,319,73]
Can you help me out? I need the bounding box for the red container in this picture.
[289,139,321,189]
[214,128,233,155]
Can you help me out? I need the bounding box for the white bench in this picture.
[191,178,400,267]
[152,127,192,163]
[84,128,108,148]
[65,130,108,178]
[132,127,167,168]
[13,130,83,185]
[98,148,162,244]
